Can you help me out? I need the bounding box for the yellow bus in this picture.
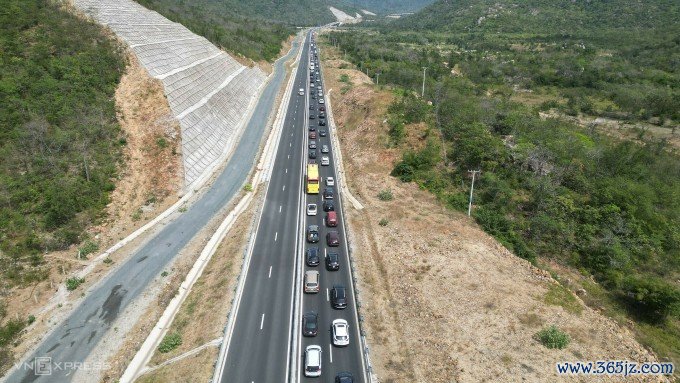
[306,163,319,194]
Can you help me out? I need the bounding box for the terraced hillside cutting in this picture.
[75,0,267,188]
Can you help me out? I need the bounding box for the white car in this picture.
[307,203,317,216]
[326,176,335,186]
[319,99,325,104]
[321,156,330,166]
[332,319,350,347]
[304,345,322,377]
[298,88,304,96]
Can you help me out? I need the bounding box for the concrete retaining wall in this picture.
[74,0,267,188]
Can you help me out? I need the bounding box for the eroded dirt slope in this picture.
[320,41,666,383]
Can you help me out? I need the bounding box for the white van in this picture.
[304,270,319,293]
[304,345,322,377]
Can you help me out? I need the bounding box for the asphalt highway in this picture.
[219,30,366,383]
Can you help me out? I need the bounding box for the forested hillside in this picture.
[327,0,680,368]
[134,0,435,62]
[0,0,125,357]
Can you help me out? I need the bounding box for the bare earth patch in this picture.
[320,39,667,383]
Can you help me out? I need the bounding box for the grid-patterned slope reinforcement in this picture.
[74,0,268,188]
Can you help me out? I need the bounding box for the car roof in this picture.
[309,225,318,230]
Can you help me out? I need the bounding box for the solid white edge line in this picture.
[212,30,304,383]
[287,30,311,383]
[321,34,371,383]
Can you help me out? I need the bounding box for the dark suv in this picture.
[331,285,347,309]
[335,372,354,383]
[306,247,320,266]
[306,225,319,243]
[326,252,340,271]
[326,231,340,247]
[323,187,334,200]
[323,200,335,212]
[302,311,318,337]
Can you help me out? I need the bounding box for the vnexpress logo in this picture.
[34,357,52,376]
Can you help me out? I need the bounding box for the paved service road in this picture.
[6,33,303,383]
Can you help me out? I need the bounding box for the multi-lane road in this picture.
[216,30,367,382]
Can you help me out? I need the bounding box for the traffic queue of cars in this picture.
[302,35,355,383]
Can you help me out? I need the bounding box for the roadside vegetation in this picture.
[0,0,125,368]
[135,0,294,62]
[325,0,680,367]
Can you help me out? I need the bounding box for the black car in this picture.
[327,231,340,247]
[309,150,316,159]
[319,129,327,137]
[319,113,326,119]
[318,120,326,126]
[319,106,326,112]
[335,372,354,383]
[323,187,334,200]
[306,247,320,266]
[323,200,335,212]
[309,125,316,131]
[309,114,315,119]
[302,311,318,337]
[307,225,319,243]
[311,94,316,99]
[309,105,315,110]
[326,252,340,271]
[331,285,347,309]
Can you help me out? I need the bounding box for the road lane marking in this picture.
[326,288,329,301]
[279,205,282,213]
[288,155,290,159]
[260,313,265,330]
[283,185,286,191]
[275,232,278,242]
[329,344,333,363]
[290,142,292,147]
[286,168,288,174]
[269,266,272,278]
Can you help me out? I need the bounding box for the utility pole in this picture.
[467,170,481,216]
[421,67,427,98]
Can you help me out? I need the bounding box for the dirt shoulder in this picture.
[0,51,183,376]
[320,39,667,383]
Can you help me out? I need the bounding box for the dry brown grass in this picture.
[319,36,668,383]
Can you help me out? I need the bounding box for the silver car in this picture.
[332,319,349,347]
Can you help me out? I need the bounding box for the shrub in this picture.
[339,74,350,83]
[27,315,36,325]
[377,189,394,201]
[158,332,182,353]
[66,277,85,291]
[78,241,99,259]
[536,325,570,349]
[0,319,26,348]
[156,137,168,148]
[243,183,253,192]
[379,218,389,226]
